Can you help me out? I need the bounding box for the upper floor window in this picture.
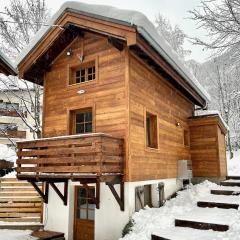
[70,61,96,85]
[146,112,158,149]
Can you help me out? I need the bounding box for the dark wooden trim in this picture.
[108,36,125,51]
[151,235,170,240]
[175,219,229,231]
[49,181,68,206]
[211,189,240,196]
[29,181,49,203]
[106,182,124,211]
[197,201,239,209]
[226,176,240,180]
[220,181,240,187]
[135,34,206,107]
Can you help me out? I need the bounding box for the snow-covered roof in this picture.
[0,74,34,91]
[15,1,210,104]
[194,110,229,131]
[0,51,17,76]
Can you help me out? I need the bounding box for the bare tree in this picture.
[0,0,49,141]
[189,0,240,59]
[156,14,191,59]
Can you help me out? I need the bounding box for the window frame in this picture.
[67,57,98,87]
[70,108,93,135]
[74,186,95,222]
[145,110,159,150]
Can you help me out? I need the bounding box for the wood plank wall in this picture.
[43,32,127,140]
[128,54,194,181]
[189,116,227,177]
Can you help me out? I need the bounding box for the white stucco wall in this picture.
[43,178,182,240]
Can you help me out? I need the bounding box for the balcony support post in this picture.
[81,179,100,209]
[106,181,124,211]
[49,180,68,206]
[29,181,49,204]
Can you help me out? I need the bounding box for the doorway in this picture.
[74,186,95,240]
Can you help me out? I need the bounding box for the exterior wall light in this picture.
[66,48,72,56]
[176,122,181,127]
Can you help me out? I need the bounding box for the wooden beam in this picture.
[175,219,229,231]
[108,36,125,51]
[81,182,100,209]
[197,201,239,209]
[49,181,68,206]
[106,182,124,211]
[29,181,49,204]
[151,235,170,240]
[211,189,240,196]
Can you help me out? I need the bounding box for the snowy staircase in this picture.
[152,177,240,240]
[0,177,43,230]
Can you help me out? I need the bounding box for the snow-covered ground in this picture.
[0,229,36,240]
[0,144,16,163]
[121,181,240,240]
[227,150,240,176]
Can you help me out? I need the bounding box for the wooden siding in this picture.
[189,116,227,177]
[128,54,194,181]
[43,32,127,139]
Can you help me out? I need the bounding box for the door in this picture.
[74,186,95,240]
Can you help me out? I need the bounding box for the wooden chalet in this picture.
[14,2,228,240]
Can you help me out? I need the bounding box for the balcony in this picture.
[16,133,124,181]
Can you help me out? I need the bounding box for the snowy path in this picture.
[121,180,240,240]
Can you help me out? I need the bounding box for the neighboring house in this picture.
[0,51,41,145]
[15,2,228,240]
[0,88,37,145]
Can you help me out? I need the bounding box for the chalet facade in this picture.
[15,2,227,240]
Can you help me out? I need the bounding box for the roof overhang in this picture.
[0,53,17,76]
[16,3,209,108]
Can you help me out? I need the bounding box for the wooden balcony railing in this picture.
[16,133,124,180]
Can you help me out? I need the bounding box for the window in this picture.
[0,123,17,131]
[70,61,96,85]
[146,112,158,149]
[72,109,93,134]
[184,130,190,146]
[76,187,95,221]
[135,185,152,212]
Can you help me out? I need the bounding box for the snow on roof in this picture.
[194,110,229,131]
[0,144,16,163]
[15,1,210,104]
[0,74,34,91]
[0,51,17,75]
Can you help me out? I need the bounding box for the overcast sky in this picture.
[1,0,211,63]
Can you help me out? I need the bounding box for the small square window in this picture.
[146,112,158,149]
[70,61,96,85]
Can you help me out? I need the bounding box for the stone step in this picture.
[151,226,226,240]
[175,219,229,231]
[211,189,240,196]
[226,176,240,180]
[197,201,239,209]
[220,180,240,187]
